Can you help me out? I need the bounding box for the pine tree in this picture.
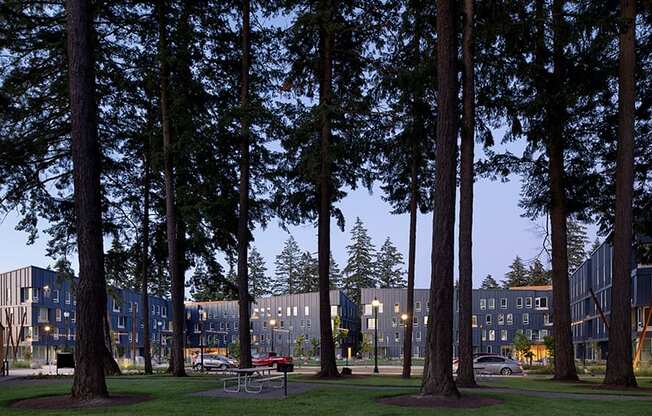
[590,237,601,255]
[527,258,551,286]
[343,218,377,305]
[274,236,302,295]
[249,247,271,298]
[297,251,320,293]
[567,219,588,273]
[375,237,406,288]
[329,254,343,290]
[503,256,529,288]
[480,275,500,289]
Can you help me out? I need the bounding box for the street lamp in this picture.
[372,298,380,374]
[400,313,408,359]
[479,323,484,353]
[198,306,206,371]
[269,319,276,353]
[63,311,70,351]
[43,325,51,366]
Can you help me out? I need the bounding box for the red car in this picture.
[252,352,292,367]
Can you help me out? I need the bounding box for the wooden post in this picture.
[633,305,652,368]
[589,288,610,331]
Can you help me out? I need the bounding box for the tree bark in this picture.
[421,0,459,398]
[237,0,253,369]
[402,151,417,379]
[548,0,578,381]
[142,130,153,375]
[157,0,186,377]
[456,0,477,388]
[65,0,109,400]
[604,0,637,388]
[317,0,338,378]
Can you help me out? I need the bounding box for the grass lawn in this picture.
[1,375,651,415]
[485,375,652,395]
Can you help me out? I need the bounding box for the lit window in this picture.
[480,299,486,310]
[488,298,495,309]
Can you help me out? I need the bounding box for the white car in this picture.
[193,354,238,371]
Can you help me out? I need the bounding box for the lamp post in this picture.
[400,313,408,359]
[43,325,51,366]
[372,298,380,374]
[198,306,205,371]
[63,311,70,351]
[269,319,276,353]
[157,321,163,364]
[479,324,484,353]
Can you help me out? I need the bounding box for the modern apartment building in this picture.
[0,266,172,363]
[360,286,554,360]
[185,290,361,358]
[570,236,652,362]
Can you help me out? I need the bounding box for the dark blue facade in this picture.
[570,237,652,361]
[0,266,172,362]
[361,287,554,360]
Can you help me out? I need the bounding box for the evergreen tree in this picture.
[248,247,271,298]
[567,219,588,273]
[527,258,551,286]
[297,251,319,293]
[503,256,529,288]
[480,274,500,289]
[329,254,343,290]
[343,218,377,304]
[375,237,406,288]
[104,239,136,289]
[274,236,302,295]
[189,260,233,301]
[590,237,602,255]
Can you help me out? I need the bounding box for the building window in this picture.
[413,316,418,326]
[20,288,30,303]
[53,290,59,303]
[278,307,282,317]
[287,307,291,317]
[118,316,126,328]
[516,297,523,308]
[300,320,305,328]
[500,298,507,309]
[395,332,400,342]
[156,305,160,316]
[522,313,529,325]
[487,345,492,354]
[415,301,421,312]
[367,318,376,330]
[544,313,552,326]
[162,306,167,317]
[113,298,121,313]
[480,299,486,310]
[485,314,492,325]
[392,317,397,327]
[497,314,504,325]
[331,305,338,317]
[535,297,548,309]
[472,315,477,327]
[481,330,487,341]
[506,313,513,325]
[263,321,267,328]
[488,298,495,310]
[525,297,532,308]
[56,308,62,322]
[307,319,311,328]
[500,329,508,341]
[526,329,533,340]
[279,320,284,328]
[305,305,310,316]
[364,304,372,316]
[489,329,496,341]
[416,331,421,341]
[394,303,400,313]
[424,316,428,325]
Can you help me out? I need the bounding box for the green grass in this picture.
[1,375,652,415]
[485,375,652,396]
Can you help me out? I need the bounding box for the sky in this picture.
[0,144,598,292]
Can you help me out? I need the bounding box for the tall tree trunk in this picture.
[102,310,122,376]
[421,0,459,398]
[65,0,109,400]
[605,0,637,388]
[142,131,153,375]
[157,0,186,377]
[317,0,338,378]
[456,0,477,388]
[402,151,417,379]
[237,0,253,370]
[548,0,578,381]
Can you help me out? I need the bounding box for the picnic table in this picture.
[223,366,283,394]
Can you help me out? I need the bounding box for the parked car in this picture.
[453,354,523,376]
[473,355,523,375]
[252,352,292,367]
[192,354,238,371]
